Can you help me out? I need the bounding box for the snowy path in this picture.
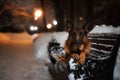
[0,42,52,80]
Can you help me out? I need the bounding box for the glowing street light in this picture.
[34,9,42,20]
[53,20,58,25]
[34,26,38,30]
[47,24,52,29]
[30,26,35,31]
[34,10,42,17]
[30,25,38,31]
[34,17,38,20]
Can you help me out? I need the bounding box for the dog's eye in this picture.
[70,31,76,36]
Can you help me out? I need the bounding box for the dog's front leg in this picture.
[82,36,91,55]
[79,52,86,64]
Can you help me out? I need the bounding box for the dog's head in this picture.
[66,29,87,54]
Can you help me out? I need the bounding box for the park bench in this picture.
[48,33,120,80]
[86,33,120,80]
[67,33,120,80]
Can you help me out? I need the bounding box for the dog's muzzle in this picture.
[71,44,82,54]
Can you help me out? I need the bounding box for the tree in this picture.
[53,0,64,31]
[0,0,36,32]
[93,0,120,27]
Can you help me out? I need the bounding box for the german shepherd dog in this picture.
[59,29,91,64]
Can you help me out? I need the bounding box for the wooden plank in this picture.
[88,33,119,37]
[89,39,116,45]
[88,36,117,39]
[91,44,113,51]
[89,50,111,60]
[88,34,119,39]
[90,49,111,55]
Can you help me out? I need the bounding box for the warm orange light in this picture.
[34,9,42,20]
[34,10,42,17]
[34,17,38,20]
[79,17,83,20]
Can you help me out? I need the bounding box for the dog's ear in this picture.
[82,23,91,35]
[68,27,75,35]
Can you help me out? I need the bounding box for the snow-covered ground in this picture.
[33,31,68,64]
[0,39,52,80]
[33,25,120,80]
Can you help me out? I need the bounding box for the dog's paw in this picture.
[72,53,80,61]
[79,44,85,51]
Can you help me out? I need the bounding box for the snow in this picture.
[68,58,86,80]
[69,58,77,70]
[89,24,120,34]
[0,42,52,80]
[33,31,68,64]
[68,73,75,80]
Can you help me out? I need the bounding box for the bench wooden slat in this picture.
[90,49,110,55]
[88,34,119,39]
[89,39,116,45]
[91,44,113,51]
[88,36,118,39]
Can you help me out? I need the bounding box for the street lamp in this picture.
[30,25,38,31]
[47,23,52,29]
[34,9,42,20]
[53,20,58,25]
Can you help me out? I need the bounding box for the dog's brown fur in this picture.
[59,29,91,64]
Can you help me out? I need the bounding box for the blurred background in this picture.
[0,0,120,80]
[0,0,120,34]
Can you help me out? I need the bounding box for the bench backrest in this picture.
[88,33,120,60]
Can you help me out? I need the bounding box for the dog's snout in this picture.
[72,40,82,46]
[76,34,79,40]
[76,40,80,44]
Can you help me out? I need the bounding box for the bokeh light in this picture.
[47,24,52,29]
[53,20,58,25]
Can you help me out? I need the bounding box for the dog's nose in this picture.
[75,41,79,44]
[76,36,79,40]
[74,40,82,45]
[76,35,79,40]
